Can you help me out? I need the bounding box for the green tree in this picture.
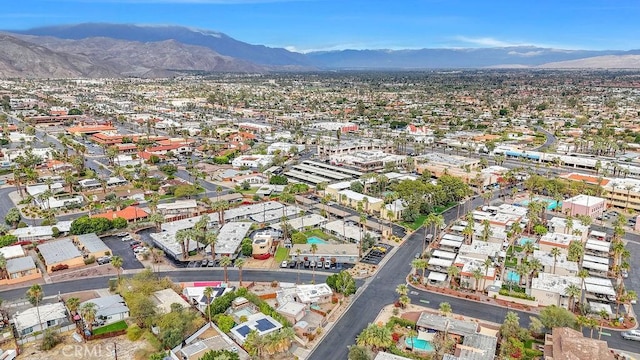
[111,255,123,282]
[213,314,235,333]
[439,302,452,317]
[220,256,233,283]
[538,305,577,330]
[348,345,372,360]
[356,323,393,351]
[4,208,21,228]
[201,350,240,360]
[80,302,98,331]
[334,270,357,296]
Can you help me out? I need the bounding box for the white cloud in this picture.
[507,50,544,57]
[453,36,523,47]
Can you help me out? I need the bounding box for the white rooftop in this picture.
[564,194,606,207]
[217,222,252,255]
[14,302,67,332]
[0,244,25,259]
[530,272,580,294]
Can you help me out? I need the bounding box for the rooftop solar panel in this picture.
[256,318,276,332]
[236,325,251,337]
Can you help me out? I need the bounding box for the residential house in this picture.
[14,302,68,336]
[544,327,615,360]
[91,206,149,223]
[81,295,129,325]
[37,238,84,272]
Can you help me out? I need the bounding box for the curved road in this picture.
[2,191,637,356]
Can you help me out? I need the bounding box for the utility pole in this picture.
[113,341,118,360]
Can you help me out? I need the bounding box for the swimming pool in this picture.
[518,237,534,246]
[307,236,327,245]
[506,270,521,283]
[520,198,560,211]
[405,337,434,351]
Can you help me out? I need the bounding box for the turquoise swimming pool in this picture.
[506,270,521,283]
[405,337,434,351]
[307,236,327,245]
[518,237,534,246]
[520,198,560,211]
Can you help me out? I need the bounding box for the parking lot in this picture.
[360,243,393,265]
[101,235,145,270]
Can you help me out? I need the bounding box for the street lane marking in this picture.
[599,331,611,336]
[419,299,430,304]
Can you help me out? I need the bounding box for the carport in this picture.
[431,250,457,260]
[428,257,453,269]
[427,272,448,283]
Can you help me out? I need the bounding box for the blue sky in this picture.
[5,0,640,51]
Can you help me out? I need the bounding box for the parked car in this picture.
[134,247,148,254]
[324,260,331,269]
[115,232,128,237]
[621,330,640,341]
[303,260,310,268]
[121,236,133,242]
[309,261,316,268]
[280,261,288,268]
[129,241,141,248]
[621,269,629,278]
[288,261,297,268]
[97,256,111,265]
[201,259,209,267]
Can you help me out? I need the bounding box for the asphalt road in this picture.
[0,269,333,302]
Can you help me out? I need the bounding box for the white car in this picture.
[280,261,288,268]
[621,330,640,341]
[134,247,148,254]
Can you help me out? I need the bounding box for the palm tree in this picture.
[111,255,123,282]
[148,213,164,231]
[447,265,460,287]
[80,302,98,331]
[550,247,561,274]
[472,268,484,292]
[522,242,535,261]
[483,258,493,290]
[439,302,452,317]
[220,256,232,283]
[26,284,44,330]
[577,269,589,311]
[203,287,214,323]
[205,231,217,259]
[310,243,318,283]
[396,284,408,298]
[66,297,80,316]
[411,258,428,281]
[175,229,189,260]
[565,283,581,312]
[295,248,302,284]
[356,323,393,351]
[235,257,246,286]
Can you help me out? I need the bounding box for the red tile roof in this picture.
[91,206,148,221]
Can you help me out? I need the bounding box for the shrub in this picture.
[127,324,144,341]
[51,264,69,272]
[499,289,535,301]
[84,256,96,265]
[51,227,60,237]
[17,221,27,228]
[41,329,61,351]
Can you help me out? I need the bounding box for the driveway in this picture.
[101,235,144,270]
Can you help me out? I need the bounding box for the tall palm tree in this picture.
[577,269,589,311]
[550,247,561,274]
[80,302,98,331]
[175,229,189,260]
[111,255,123,282]
[0,253,6,280]
[205,231,217,259]
[472,268,484,293]
[411,258,428,281]
[203,287,214,323]
[295,248,302,284]
[447,265,460,287]
[235,257,246,287]
[220,256,232,283]
[310,243,318,283]
[483,258,493,290]
[26,284,44,330]
[565,283,581,312]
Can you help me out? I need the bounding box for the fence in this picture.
[86,329,126,341]
[18,324,76,345]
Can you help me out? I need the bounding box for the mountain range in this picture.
[1,23,640,78]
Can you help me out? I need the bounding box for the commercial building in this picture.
[336,189,384,213]
[602,177,640,211]
[561,194,606,218]
[317,138,393,158]
[290,243,359,264]
[157,199,199,221]
[231,155,274,169]
[530,272,581,308]
[330,151,407,172]
[267,142,305,154]
[310,121,358,133]
[37,238,84,272]
[150,215,211,259]
[216,222,252,257]
[321,220,380,244]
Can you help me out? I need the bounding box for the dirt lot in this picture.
[19,332,154,360]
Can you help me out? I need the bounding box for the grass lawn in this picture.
[92,320,128,335]
[433,202,456,214]
[504,257,517,268]
[401,214,428,230]
[274,247,289,262]
[238,187,259,194]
